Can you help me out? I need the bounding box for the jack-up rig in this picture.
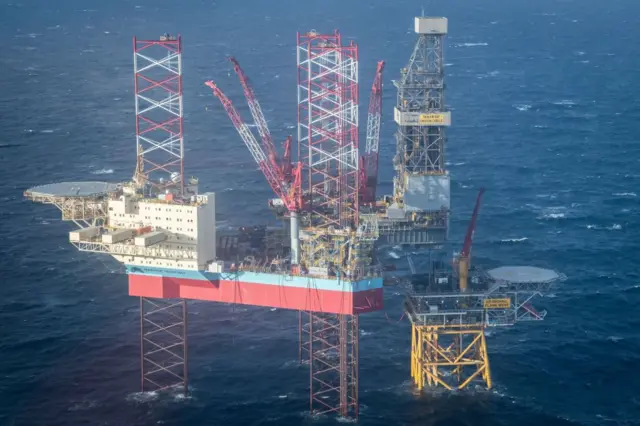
[24,18,564,421]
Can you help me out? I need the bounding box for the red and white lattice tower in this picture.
[297,30,362,419]
[297,31,360,229]
[133,34,184,195]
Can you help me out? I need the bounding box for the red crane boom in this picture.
[461,187,485,258]
[205,81,300,212]
[362,60,385,203]
[458,187,485,292]
[228,57,282,177]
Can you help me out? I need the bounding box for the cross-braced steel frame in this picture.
[411,324,491,390]
[393,28,446,179]
[307,312,359,419]
[296,30,374,421]
[297,30,359,230]
[140,297,188,395]
[133,35,184,194]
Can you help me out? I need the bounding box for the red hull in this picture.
[129,274,384,315]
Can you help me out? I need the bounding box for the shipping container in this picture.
[134,231,167,247]
[102,229,134,244]
[69,226,101,242]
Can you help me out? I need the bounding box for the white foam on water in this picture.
[455,42,488,47]
[544,213,565,219]
[514,104,531,111]
[388,251,400,259]
[553,99,576,106]
[587,224,622,231]
[91,168,113,175]
[501,237,528,243]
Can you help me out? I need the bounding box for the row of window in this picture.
[143,206,194,214]
[141,216,195,223]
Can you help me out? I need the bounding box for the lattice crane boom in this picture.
[205,81,299,212]
[461,187,485,259]
[282,135,293,181]
[458,187,485,292]
[228,57,281,176]
[362,60,385,203]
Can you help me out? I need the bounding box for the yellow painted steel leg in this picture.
[410,325,492,392]
[411,324,417,383]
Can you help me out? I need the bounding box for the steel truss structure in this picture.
[133,34,184,194]
[296,31,371,420]
[140,297,188,395]
[22,193,110,228]
[404,273,560,390]
[406,291,494,390]
[411,324,491,390]
[393,25,446,179]
[297,30,359,230]
[300,312,359,418]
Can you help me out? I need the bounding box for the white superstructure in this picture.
[24,182,218,272]
[104,189,216,270]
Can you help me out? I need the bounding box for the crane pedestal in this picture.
[140,297,188,395]
[410,324,491,390]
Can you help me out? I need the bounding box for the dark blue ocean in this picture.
[2,0,639,424]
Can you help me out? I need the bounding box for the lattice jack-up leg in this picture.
[309,313,359,419]
[140,297,188,395]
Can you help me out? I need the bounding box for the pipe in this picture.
[290,211,300,265]
[458,256,468,292]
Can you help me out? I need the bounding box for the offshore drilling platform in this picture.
[24,17,564,420]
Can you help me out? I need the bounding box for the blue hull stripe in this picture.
[126,265,383,293]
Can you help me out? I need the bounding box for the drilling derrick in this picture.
[391,17,565,393]
[378,17,450,247]
[296,30,379,419]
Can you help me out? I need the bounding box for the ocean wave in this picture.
[552,99,576,106]
[613,192,636,197]
[90,168,113,175]
[536,205,576,220]
[500,237,528,243]
[455,42,488,47]
[514,104,531,111]
[539,212,566,220]
[587,224,622,231]
[536,193,557,199]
